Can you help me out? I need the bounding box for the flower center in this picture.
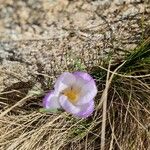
[63,88,79,104]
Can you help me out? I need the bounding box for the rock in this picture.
[0,0,149,92]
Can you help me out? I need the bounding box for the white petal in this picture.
[59,95,94,118]
[59,95,80,114]
[77,80,97,105]
[54,72,76,95]
[75,100,94,118]
[73,71,92,82]
[72,75,87,90]
[43,91,61,109]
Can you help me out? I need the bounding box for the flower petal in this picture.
[59,95,94,118]
[73,71,92,82]
[54,72,76,95]
[59,95,81,114]
[75,100,94,118]
[73,75,87,90]
[43,91,61,109]
[77,80,97,105]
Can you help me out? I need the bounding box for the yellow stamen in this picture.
[63,88,78,104]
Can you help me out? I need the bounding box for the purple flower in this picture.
[43,71,97,118]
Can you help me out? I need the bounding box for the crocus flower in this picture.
[43,71,97,118]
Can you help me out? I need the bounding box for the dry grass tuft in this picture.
[0,38,150,150]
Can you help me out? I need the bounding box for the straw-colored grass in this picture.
[0,38,150,150]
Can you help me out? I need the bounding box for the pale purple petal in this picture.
[54,72,76,95]
[72,75,87,90]
[75,100,94,118]
[59,95,81,114]
[73,71,93,82]
[77,80,97,105]
[43,91,61,109]
[59,95,94,118]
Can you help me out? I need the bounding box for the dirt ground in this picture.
[0,0,149,95]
